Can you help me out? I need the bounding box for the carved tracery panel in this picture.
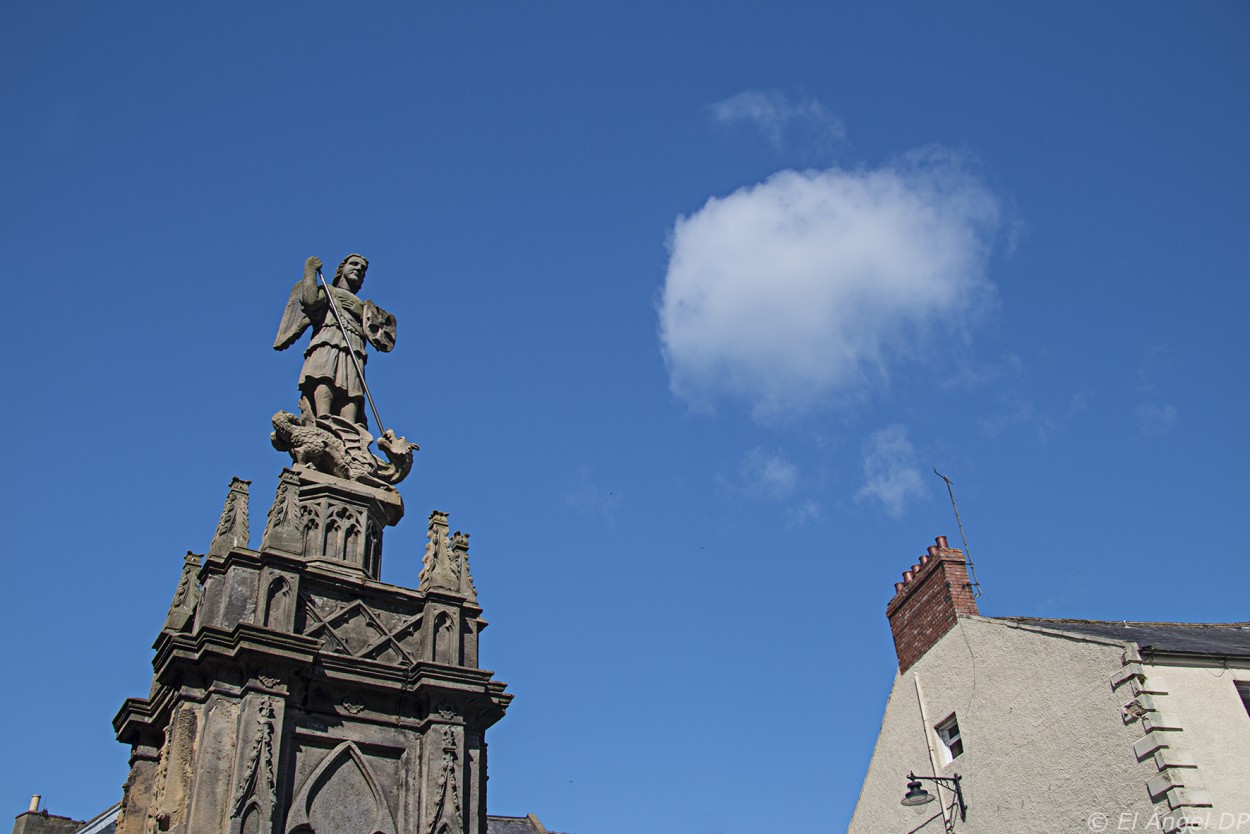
[286,741,397,834]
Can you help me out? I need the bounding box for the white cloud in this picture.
[785,499,823,529]
[709,89,845,149]
[855,425,926,518]
[1136,344,1172,394]
[659,149,1000,419]
[734,447,798,500]
[1136,403,1178,437]
[978,397,1056,442]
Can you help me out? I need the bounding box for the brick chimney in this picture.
[886,535,978,672]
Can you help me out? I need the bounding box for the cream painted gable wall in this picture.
[849,616,1162,834]
[1130,657,1250,815]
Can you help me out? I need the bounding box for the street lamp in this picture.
[899,772,967,822]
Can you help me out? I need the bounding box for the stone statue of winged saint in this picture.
[272,254,414,487]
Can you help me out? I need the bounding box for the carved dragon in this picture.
[271,411,416,489]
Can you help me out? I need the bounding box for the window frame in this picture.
[935,713,963,765]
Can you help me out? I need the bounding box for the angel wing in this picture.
[273,279,311,351]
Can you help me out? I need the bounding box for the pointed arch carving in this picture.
[344,523,362,565]
[286,741,398,834]
[365,519,382,575]
[300,506,321,559]
[238,800,261,834]
[324,505,364,564]
[434,612,457,665]
[263,576,293,630]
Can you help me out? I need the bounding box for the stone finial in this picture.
[209,477,251,557]
[419,512,480,601]
[261,469,303,555]
[163,551,203,633]
[450,531,478,604]
[419,511,460,594]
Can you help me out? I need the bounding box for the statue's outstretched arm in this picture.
[300,256,323,308]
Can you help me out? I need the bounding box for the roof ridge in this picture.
[995,617,1250,628]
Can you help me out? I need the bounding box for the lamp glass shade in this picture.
[901,780,934,807]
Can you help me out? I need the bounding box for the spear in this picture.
[316,267,387,437]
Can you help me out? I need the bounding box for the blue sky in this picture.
[2,3,1247,832]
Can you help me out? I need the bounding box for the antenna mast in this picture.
[933,469,982,598]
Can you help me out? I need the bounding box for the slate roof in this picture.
[489,819,538,834]
[489,816,565,834]
[1001,618,1250,657]
[74,802,120,834]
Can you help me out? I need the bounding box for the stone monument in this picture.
[112,255,511,834]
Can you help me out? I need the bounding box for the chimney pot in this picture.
[935,535,948,548]
[894,582,905,593]
[919,554,930,566]
[911,564,922,574]
[927,545,939,557]
[28,796,40,813]
[902,570,914,583]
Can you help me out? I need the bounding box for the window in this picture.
[1237,682,1250,718]
[936,714,963,764]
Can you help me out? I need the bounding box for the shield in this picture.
[363,300,397,353]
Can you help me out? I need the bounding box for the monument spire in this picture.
[112,253,511,834]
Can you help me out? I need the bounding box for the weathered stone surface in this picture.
[11,811,84,834]
[260,469,303,556]
[271,411,415,489]
[420,511,479,603]
[112,249,509,834]
[271,254,417,488]
[208,477,250,558]
[256,467,403,580]
[273,255,387,428]
[115,468,510,834]
[162,552,203,634]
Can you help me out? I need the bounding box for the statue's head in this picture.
[333,254,369,292]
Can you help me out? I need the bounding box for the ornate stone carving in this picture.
[302,593,421,667]
[299,503,320,558]
[272,254,417,487]
[115,249,512,834]
[450,531,478,604]
[262,577,293,631]
[428,725,463,834]
[363,300,396,352]
[260,469,302,555]
[273,255,391,426]
[143,724,172,834]
[420,511,478,601]
[145,706,197,834]
[232,698,276,817]
[209,477,251,557]
[420,511,458,593]
[271,410,415,489]
[162,552,203,634]
[286,741,398,834]
[260,467,403,578]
